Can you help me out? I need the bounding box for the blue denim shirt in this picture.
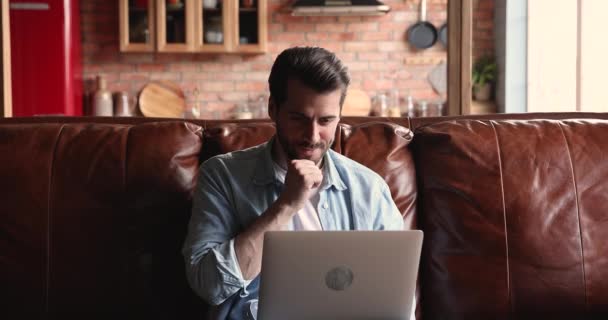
[182,138,404,314]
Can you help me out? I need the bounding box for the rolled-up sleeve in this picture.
[182,159,249,305]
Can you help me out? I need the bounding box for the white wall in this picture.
[494,0,608,113]
[527,0,608,112]
[527,0,578,112]
[579,0,608,112]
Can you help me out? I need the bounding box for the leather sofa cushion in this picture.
[413,119,608,319]
[0,122,204,317]
[0,124,63,315]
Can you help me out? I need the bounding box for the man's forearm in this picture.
[234,199,297,280]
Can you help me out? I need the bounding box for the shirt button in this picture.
[322,202,329,209]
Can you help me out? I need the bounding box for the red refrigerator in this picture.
[10,0,82,116]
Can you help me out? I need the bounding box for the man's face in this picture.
[270,78,342,165]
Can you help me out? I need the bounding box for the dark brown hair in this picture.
[268,46,350,109]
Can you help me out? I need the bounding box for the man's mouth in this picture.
[295,144,320,158]
[298,145,316,153]
[299,142,324,149]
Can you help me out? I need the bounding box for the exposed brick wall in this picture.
[473,0,495,60]
[81,0,493,118]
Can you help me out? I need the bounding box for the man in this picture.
[183,46,410,319]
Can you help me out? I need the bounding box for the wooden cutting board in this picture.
[138,81,186,118]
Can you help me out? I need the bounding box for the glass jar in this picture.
[204,16,223,44]
[114,91,135,117]
[233,103,253,119]
[371,93,388,117]
[416,100,429,117]
[429,101,446,117]
[203,0,218,9]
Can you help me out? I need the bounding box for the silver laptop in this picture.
[257,230,423,320]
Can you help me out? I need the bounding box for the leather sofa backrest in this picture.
[413,119,608,319]
[0,122,204,318]
[5,114,608,318]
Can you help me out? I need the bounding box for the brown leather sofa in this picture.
[1,113,607,319]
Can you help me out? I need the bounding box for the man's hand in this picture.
[278,159,323,211]
[235,159,323,280]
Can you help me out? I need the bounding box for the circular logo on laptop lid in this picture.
[325,266,354,291]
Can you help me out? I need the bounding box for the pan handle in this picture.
[421,0,427,22]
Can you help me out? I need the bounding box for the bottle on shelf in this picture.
[92,75,113,116]
[371,93,388,117]
[405,94,415,118]
[388,89,401,117]
[416,100,429,117]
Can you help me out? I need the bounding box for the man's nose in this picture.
[304,121,320,142]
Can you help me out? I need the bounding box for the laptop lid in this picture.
[258,230,423,320]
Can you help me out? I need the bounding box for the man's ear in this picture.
[268,96,277,121]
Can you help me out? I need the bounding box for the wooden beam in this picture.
[447,0,472,115]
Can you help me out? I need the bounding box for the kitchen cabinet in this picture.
[119,0,267,53]
[120,0,156,52]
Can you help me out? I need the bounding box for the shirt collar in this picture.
[252,137,347,191]
[323,147,347,191]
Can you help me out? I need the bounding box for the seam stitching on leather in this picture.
[489,120,511,315]
[46,124,66,314]
[557,121,587,311]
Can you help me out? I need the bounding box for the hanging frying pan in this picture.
[438,22,448,47]
[407,0,437,49]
